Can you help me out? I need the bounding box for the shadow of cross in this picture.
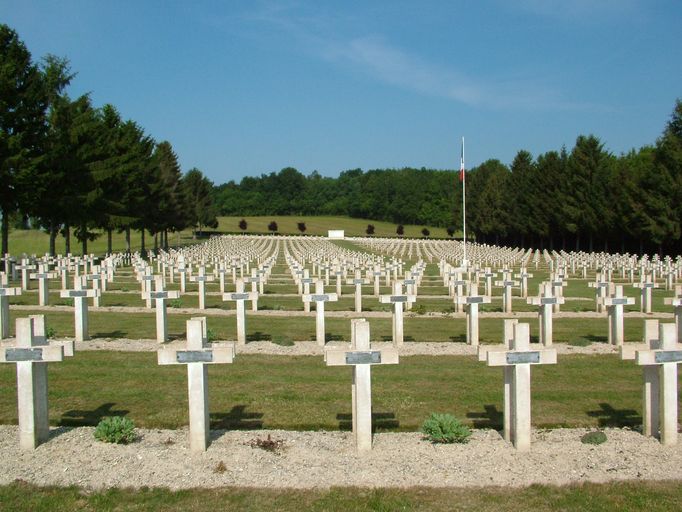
[336,412,399,432]
[586,402,642,428]
[210,405,264,430]
[466,405,504,429]
[59,402,130,426]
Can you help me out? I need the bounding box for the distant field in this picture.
[6,216,458,257]
[214,216,458,239]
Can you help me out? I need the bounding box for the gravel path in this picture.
[0,426,677,490]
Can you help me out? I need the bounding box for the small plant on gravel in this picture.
[206,328,217,342]
[214,461,227,473]
[413,304,427,315]
[45,326,57,338]
[247,434,285,454]
[421,413,471,444]
[169,298,182,308]
[94,416,136,444]
[581,431,607,445]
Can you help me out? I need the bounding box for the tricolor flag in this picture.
[459,139,465,182]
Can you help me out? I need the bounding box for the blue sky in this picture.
[3,0,681,184]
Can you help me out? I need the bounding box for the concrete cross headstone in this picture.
[302,280,338,346]
[222,278,258,345]
[664,286,682,343]
[15,259,36,291]
[601,285,635,345]
[324,318,399,452]
[634,277,659,314]
[514,268,534,299]
[29,263,58,306]
[485,322,557,451]
[60,276,100,342]
[527,282,565,346]
[0,316,64,449]
[143,276,180,343]
[588,274,611,314]
[190,266,215,310]
[633,323,682,445]
[379,281,416,346]
[455,284,491,346]
[0,280,21,339]
[346,271,369,313]
[157,317,236,452]
[494,274,519,314]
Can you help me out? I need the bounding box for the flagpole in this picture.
[461,136,467,268]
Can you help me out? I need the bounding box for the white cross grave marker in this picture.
[143,276,180,343]
[29,264,57,306]
[60,276,100,342]
[303,280,338,346]
[0,316,64,449]
[379,281,416,346]
[157,317,236,452]
[190,266,214,310]
[527,282,565,346]
[601,285,635,345]
[455,284,491,346]
[0,280,21,339]
[324,318,399,452]
[222,278,257,345]
[346,271,369,313]
[485,322,557,451]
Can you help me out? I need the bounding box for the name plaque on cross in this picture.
[5,348,44,362]
[310,294,330,301]
[610,298,630,305]
[389,296,408,303]
[177,351,214,363]
[655,351,682,364]
[345,351,382,365]
[229,293,250,300]
[540,297,558,305]
[468,296,484,304]
[506,351,540,364]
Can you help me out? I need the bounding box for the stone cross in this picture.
[371,265,386,297]
[324,318,399,452]
[664,286,682,343]
[455,284,491,346]
[157,317,236,452]
[527,282,565,346]
[60,276,100,342]
[486,322,557,451]
[601,285,635,345]
[588,273,611,314]
[222,278,258,345]
[633,323,682,445]
[482,268,496,297]
[190,266,214,310]
[0,280,22,339]
[176,261,189,293]
[494,273,519,314]
[549,276,566,313]
[302,280,338,346]
[244,271,261,312]
[300,270,315,313]
[634,277,659,314]
[29,263,58,306]
[346,271,369,313]
[448,271,467,313]
[379,281,416,346]
[15,258,36,291]
[143,276,180,343]
[0,315,64,449]
[514,268,534,298]
[621,319,661,438]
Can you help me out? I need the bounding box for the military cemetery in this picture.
[2,5,682,511]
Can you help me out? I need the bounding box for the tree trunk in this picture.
[639,238,644,256]
[125,227,131,253]
[1,207,8,262]
[107,228,113,255]
[140,229,146,257]
[49,221,58,257]
[81,223,88,255]
[588,233,594,253]
[64,224,71,254]
[575,233,580,251]
[154,233,158,252]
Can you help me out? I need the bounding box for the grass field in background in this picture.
[5,216,457,258]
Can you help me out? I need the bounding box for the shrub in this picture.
[396,224,404,236]
[169,298,182,308]
[581,431,607,445]
[94,416,136,444]
[206,328,217,342]
[45,326,57,338]
[366,224,375,235]
[421,413,471,444]
[421,228,430,237]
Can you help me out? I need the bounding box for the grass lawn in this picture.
[0,351,676,430]
[2,479,682,512]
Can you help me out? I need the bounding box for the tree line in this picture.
[1,24,218,257]
[215,101,682,255]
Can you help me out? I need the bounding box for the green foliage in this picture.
[412,304,427,315]
[238,218,247,231]
[421,227,430,237]
[366,224,375,235]
[268,221,278,233]
[45,326,56,338]
[272,335,294,346]
[421,413,471,444]
[206,328,217,342]
[169,298,182,308]
[581,431,607,445]
[94,416,136,444]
